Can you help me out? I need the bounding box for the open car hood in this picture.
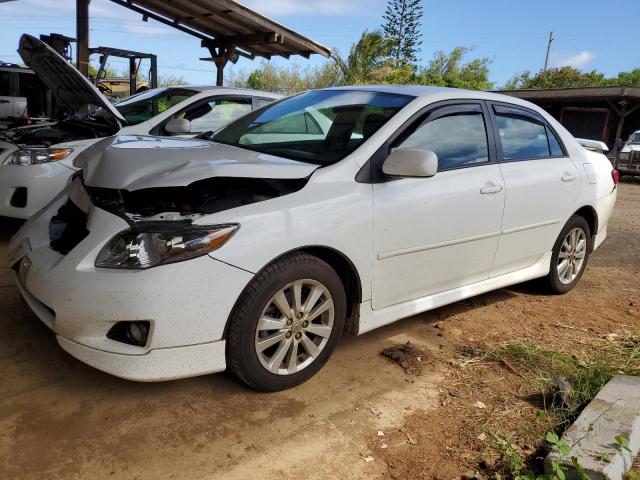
[77,135,320,190]
[18,34,126,125]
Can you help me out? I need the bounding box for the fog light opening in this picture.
[107,321,150,347]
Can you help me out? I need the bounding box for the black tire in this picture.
[226,252,346,391]
[544,215,592,294]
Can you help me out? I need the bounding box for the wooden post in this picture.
[76,0,90,78]
[613,102,627,169]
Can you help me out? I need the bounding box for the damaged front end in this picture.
[85,175,310,223]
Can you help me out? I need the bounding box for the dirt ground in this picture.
[1,182,638,480]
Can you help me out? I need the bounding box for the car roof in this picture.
[172,85,282,98]
[319,85,555,115]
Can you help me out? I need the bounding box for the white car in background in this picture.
[618,130,640,176]
[0,34,280,219]
[10,86,618,391]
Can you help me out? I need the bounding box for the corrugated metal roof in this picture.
[109,0,331,60]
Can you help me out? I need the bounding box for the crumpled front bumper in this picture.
[9,179,254,381]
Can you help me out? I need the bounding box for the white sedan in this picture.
[0,34,280,219]
[9,86,618,391]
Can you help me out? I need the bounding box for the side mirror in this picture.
[382,149,438,178]
[165,117,191,134]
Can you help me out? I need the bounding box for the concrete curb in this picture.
[546,375,640,480]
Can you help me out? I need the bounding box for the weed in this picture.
[483,340,640,479]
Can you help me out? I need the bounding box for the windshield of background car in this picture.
[630,133,640,144]
[93,88,198,125]
[211,90,414,164]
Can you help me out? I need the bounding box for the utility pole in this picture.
[543,31,554,71]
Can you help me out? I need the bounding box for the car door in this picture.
[371,101,505,309]
[488,102,580,277]
[0,71,15,119]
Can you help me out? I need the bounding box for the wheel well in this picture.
[574,206,598,250]
[298,246,362,334]
[223,246,363,339]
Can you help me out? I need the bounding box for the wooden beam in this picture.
[212,0,330,56]
[202,32,282,48]
[76,0,90,78]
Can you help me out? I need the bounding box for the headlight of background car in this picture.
[3,148,74,166]
[95,223,239,270]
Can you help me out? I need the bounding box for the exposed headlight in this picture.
[4,148,74,166]
[95,223,239,270]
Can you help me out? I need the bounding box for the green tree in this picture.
[605,68,640,87]
[418,46,493,90]
[332,30,393,84]
[159,74,187,86]
[382,0,423,66]
[230,62,339,94]
[501,66,606,90]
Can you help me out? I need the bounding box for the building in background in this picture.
[502,86,640,152]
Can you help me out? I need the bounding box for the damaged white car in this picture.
[0,34,279,219]
[10,86,618,391]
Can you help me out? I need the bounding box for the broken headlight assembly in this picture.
[3,147,74,166]
[95,223,239,270]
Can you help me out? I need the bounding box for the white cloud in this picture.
[551,50,596,69]
[242,0,362,16]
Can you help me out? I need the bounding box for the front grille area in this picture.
[49,199,89,255]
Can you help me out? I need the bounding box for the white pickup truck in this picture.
[618,130,640,177]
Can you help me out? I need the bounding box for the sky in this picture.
[0,0,639,88]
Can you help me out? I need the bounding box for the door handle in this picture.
[480,184,503,194]
[561,173,576,182]
[0,100,10,104]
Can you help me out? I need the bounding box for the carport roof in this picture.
[500,86,640,102]
[108,0,331,60]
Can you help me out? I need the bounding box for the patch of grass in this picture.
[479,338,640,478]
[487,340,637,423]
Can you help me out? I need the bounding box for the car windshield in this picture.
[92,87,198,125]
[629,133,640,144]
[211,90,414,164]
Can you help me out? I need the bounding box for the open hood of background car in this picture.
[76,136,320,191]
[18,34,126,125]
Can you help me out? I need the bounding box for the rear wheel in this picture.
[544,215,591,294]
[226,253,346,391]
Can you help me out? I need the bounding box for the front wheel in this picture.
[544,215,591,294]
[226,253,346,391]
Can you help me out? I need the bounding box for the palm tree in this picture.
[332,30,393,85]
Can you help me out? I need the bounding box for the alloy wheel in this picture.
[557,227,587,285]
[254,279,335,375]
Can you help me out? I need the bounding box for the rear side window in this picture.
[398,109,489,170]
[496,115,549,160]
[547,128,564,156]
[494,105,565,160]
[0,72,10,96]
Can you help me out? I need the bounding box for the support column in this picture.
[613,102,628,169]
[201,41,237,87]
[129,57,137,95]
[76,0,90,78]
